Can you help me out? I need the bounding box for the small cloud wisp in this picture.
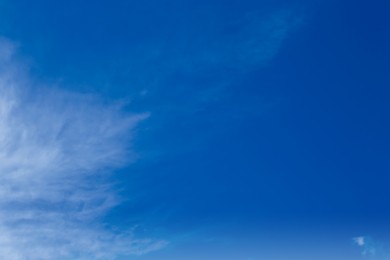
[353,236,390,260]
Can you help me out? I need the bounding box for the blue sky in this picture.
[0,0,389,259]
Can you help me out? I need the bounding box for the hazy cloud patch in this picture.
[354,236,389,260]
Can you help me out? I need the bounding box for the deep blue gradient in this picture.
[1,0,390,258]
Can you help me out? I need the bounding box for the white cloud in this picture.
[354,236,366,247]
[0,38,166,259]
[353,236,386,259]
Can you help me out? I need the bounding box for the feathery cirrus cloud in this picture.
[0,37,166,259]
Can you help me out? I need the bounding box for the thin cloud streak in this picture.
[120,7,304,98]
[0,38,166,259]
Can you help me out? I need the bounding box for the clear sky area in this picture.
[0,0,389,259]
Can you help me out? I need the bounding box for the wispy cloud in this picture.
[123,6,304,101]
[354,236,377,257]
[353,236,389,260]
[0,38,166,259]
